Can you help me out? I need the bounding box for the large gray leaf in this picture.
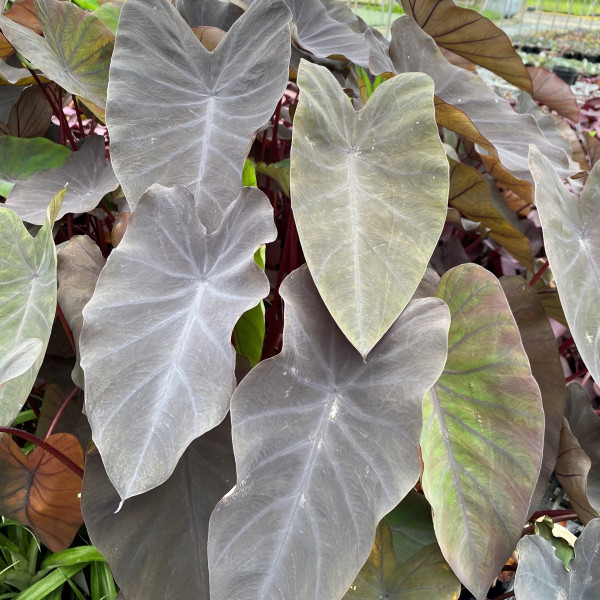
[106,0,291,224]
[4,135,119,225]
[515,519,600,599]
[564,383,600,513]
[208,264,450,600]
[0,191,62,426]
[529,147,600,386]
[290,60,448,357]
[389,16,570,185]
[80,184,276,501]
[176,0,244,30]
[57,236,106,390]
[81,420,235,600]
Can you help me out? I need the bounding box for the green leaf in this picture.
[0,137,70,183]
[421,263,544,600]
[344,519,460,599]
[14,564,85,600]
[242,159,257,188]
[89,561,116,600]
[41,547,106,569]
[0,189,64,427]
[255,159,290,197]
[533,515,576,570]
[291,59,448,357]
[0,0,113,107]
[529,146,600,387]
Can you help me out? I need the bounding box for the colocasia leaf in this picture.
[529,146,600,387]
[0,189,63,427]
[175,0,244,30]
[400,0,532,92]
[0,433,84,552]
[208,264,450,600]
[421,263,544,600]
[291,60,448,357]
[4,135,119,226]
[106,0,291,225]
[515,519,600,599]
[0,136,70,183]
[80,184,276,501]
[57,235,106,390]
[390,17,570,193]
[82,421,235,600]
[0,0,113,108]
[528,66,580,123]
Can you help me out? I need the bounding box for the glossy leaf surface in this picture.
[421,263,544,600]
[390,17,569,187]
[208,265,450,600]
[0,191,62,426]
[82,421,235,600]
[0,0,113,107]
[106,0,290,222]
[400,0,531,92]
[80,184,275,501]
[57,235,106,389]
[529,146,600,386]
[291,60,448,356]
[500,275,566,515]
[4,135,119,225]
[343,519,460,600]
[515,519,600,599]
[0,433,83,552]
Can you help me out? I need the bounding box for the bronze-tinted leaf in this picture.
[584,132,600,169]
[0,433,83,552]
[5,84,53,138]
[555,417,599,525]
[528,66,579,123]
[449,159,534,269]
[0,0,43,60]
[192,25,225,51]
[401,0,531,92]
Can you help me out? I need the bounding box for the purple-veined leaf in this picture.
[81,420,235,600]
[528,66,580,123]
[175,0,244,30]
[57,235,106,390]
[80,184,275,501]
[500,275,566,516]
[208,264,450,600]
[0,0,113,107]
[343,519,460,600]
[421,263,544,600]
[2,84,53,138]
[564,383,600,515]
[106,0,290,224]
[529,146,600,386]
[389,16,570,188]
[290,60,448,357]
[3,135,119,226]
[515,519,600,599]
[0,189,63,427]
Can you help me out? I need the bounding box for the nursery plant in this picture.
[0,0,599,599]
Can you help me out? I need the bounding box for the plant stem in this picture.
[72,95,86,137]
[0,427,84,479]
[56,302,76,355]
[45,387,79,439]
[566,367,589,382]
[529,259,549,286]
[522,511,579,536]
[495,592,514,600]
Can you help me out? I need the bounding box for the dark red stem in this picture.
[494,592,514,600]
[72,95,86,137]
[522,511,579,536]
[567,368,589,383]
[56,302,76,355]
[0,427,84,479]
[45,387,79,439]
[529,259,549,287]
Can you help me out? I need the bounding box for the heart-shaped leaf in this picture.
[4,135,119,225]
[390,17,570,191]
[208,264,450,600]
[500,275,566,516]
[343,518,460,600]
[106,0,290,223]
[421,263,544,600]
[57,235,106,389]
[0,433,83,552]
[82,420,235,600]
[400,0,531,92]
[80,184,276,501]
[290,59,448,356]
[449,159,534,269]
[528,66,579,123]
[0,190,63,427]
[0,0,113,107]
[515,519,600,599]
[529,146,600,385]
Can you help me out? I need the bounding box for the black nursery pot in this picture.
[552,65,578,85]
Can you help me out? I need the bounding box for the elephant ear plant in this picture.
[0,0,599,599]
